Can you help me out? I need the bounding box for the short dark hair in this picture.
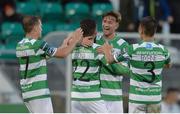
[22,16,41,34]
[167,87,179,94]
[140,16,157,37]
[102,11,121,23]
[80,19,96,37]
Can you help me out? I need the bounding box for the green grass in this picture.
[0,104,29,113]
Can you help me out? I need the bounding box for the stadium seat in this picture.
[40,2,63,23]
[42,23,54,36]
[92,3,113,21]
[0,42,16,60]
[16,2,38,15]
[1,22,24,40]
[40,0,59,2]
[55,23,79,31]
[97,22,103,32]
[2,26,23,60]
[65,2,90,22]
[6,36,22,48]
[0,44,5,50]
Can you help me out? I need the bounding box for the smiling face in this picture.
[102,15,119,37]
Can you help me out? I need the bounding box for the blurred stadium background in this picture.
[0,0,180,113]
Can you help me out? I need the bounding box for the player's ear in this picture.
[138,25,143,34]
[141,26,145,35]
[32,25,37,34]
[94,30,97,36]
[115,23,119,30]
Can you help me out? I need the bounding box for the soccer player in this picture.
[16,16,83,113]
[96,11,129,113]
[101,16,171,113]
[71,19,108,113]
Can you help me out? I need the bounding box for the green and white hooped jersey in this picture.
[16,37,57,102]
[71,43,104,101]
[96,33,129,101]
[114,42,171,104]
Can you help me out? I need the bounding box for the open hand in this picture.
[81,38,93,47]
[97,42,113,54]
[71,28,83,43]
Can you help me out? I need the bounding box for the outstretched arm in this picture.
[98,42,130,64]
[109,63,131,76]
[99,56,131,76]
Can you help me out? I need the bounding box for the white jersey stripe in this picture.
[117,39,125,46]
[71,92,101,98]
[36,49,45,55]
[20,74,47,85]
[74,66,99,73]
[72,53,95,60]
[129,93,161,102]
[22,88,50,99]
[101,88,122,96]
[72,80,100,86]
[132,54,166,61]
[100,74,123,82]
[16,49,35,57]
[131,66,163,75]
[20,59,46,71]
[133,42,165,50]
[130,79,162,88]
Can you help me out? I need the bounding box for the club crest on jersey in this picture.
[145,43,153,50]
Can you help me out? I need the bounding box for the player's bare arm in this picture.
[164,64,171,68]
[54,28,83,58]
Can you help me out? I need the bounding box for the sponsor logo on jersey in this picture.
[146,43,153,50]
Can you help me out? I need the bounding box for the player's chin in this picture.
[103,30,110,35]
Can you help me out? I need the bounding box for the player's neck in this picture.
[26,33,39,39]
[142,35,154,42]
[104,33,115,40]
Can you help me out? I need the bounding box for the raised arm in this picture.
[54,28,83,58]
